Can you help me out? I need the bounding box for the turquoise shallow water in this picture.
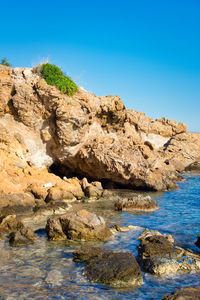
[0,173,199,299]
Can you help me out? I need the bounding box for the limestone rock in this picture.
[46,210,112,241]
[46,217,66,241]
[137,230,200,275]
[115,194,159,212]
[0,66,199,194]
[81,178,103,199]
[9,226,36,246]
[73,247,143,288]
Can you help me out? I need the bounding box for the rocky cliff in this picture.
[0,65,200,202]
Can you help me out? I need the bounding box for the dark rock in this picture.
[115,194,159,211]
[73,247,143,288]
[46,217,66,240]
[185,161,200,171]
[9,227,36,246]
[195,235,200,248]
[162,286,200,300]
[137,230,200,275]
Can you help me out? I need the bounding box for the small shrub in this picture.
[1,58,11,67]
[40,63,78,96]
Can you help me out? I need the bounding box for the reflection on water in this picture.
[0,173,200,299]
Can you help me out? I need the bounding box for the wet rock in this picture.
[73,247,143,288]
[162,286,200,300]
[9,226,36,246]
[46,217,66,241]
[195,235,200,248]
[0,214,24,234]
[46,210,112,241]
[115,195,159,212]
[137,230,200,275]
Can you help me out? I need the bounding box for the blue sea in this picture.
[0,173,199,299]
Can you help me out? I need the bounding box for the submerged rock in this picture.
[114,195,159,212]
[137,230,200,275]
[162,286,200,300]
[45,270,63,287]
[46,209,112,241]
[73,247,143,288]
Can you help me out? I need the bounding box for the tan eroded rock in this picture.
[0,66,199,193]
[46,209,112,241]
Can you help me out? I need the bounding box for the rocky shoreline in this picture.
[0,65,200,298]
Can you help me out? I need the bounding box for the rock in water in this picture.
[195,234,200,248]
[46,210,112,241]
[73,247,143,288]
[137,229,200,275]
[45,217,66,241]
[115,194,159,211]
[162,286,200,300]
[45,270,63,287]
[9,227,36,246]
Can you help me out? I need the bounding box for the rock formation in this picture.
[0,64,200,210]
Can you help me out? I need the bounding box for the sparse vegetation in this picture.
[0,58,11,67]
[40,63,78,96]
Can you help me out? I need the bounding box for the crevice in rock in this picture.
[48,162,151,191]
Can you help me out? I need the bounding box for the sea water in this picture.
[0,173,199,299]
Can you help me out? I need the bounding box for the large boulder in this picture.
[0,66,200,194]
[73,247,143,288]
[137,230,200,275]
[162,286,200,300]
[115,194,159,212]
[46,210,112,241]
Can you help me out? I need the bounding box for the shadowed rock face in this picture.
[0,65,200,193]
[162,286,200,300]
[73,247,143,288]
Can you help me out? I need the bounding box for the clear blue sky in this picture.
[1,0,200,132]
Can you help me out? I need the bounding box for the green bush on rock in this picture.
[40,63,78,96]
[1,58,11,67]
